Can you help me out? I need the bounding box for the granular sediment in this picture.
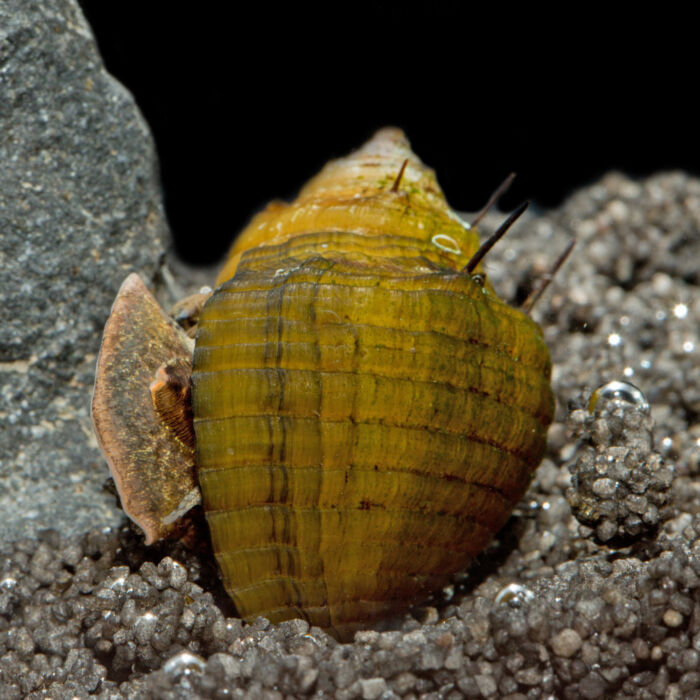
[2,170,700,698]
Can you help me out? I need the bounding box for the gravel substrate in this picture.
[2,170,699,698]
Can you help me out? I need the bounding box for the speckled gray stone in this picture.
[0,0,169,541]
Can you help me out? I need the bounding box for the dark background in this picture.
[77,4,695,265]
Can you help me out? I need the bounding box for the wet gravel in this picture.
[566,397,674,543]
[2,170,699,698]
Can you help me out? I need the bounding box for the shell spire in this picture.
[215,128,481,285]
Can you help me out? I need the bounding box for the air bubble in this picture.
[494,583,535,606]
[588,380,650,415]
[163,650,206,677]
[607,333,622,347]
[673,303,688,319]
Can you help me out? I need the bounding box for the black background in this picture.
[77,4,696,265]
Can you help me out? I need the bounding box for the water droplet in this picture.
[655,310,667,321]
[607,333,622,347]
[683,341,695,353]
[588,380,650,415]
[163,650,206,677]
[640,359,652,370]
[673,303,689,319]
[494,583,535,606]
[623,366,634,377]
[619,316,630,326]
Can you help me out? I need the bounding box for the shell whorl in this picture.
[191,128,554,640]
[215,128,481,285]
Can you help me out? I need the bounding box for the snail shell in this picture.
[190,128,554,639]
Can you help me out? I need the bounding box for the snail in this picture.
[93,128,561,641]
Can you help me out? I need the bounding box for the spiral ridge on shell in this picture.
[191,129,554,639]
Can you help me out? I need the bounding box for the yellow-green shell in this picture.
[191,129,554,640]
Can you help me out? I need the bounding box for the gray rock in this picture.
[0,0,169,541]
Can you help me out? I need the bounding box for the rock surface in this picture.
[0,0,169,541]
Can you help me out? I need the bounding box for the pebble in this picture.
[663,609,684,628]
[551,629,583,658]
[360,677,388,699]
